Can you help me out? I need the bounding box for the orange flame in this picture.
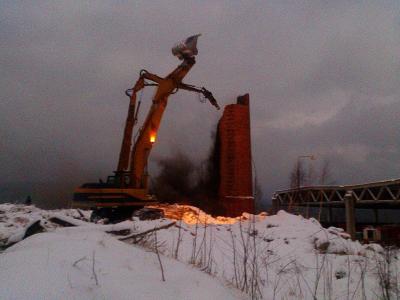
[150,132,156,144]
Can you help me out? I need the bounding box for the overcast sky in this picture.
[1,1,400,207]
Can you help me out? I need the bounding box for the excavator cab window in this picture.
[106,174,131,187]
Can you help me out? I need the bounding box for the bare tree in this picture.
[307,163,316,186]
[291,158,335,188]
[319,159,334,185]
[290,161,307,189]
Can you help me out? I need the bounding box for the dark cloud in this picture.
[1,1,399,208]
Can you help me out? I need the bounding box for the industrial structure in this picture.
[273,179,400,243]
[218,94,254,216]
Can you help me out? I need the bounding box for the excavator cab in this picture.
[78,172,130,189]
[107,171,131,186]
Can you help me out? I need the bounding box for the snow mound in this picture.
[0,204,90,247]
[0,227,243,300]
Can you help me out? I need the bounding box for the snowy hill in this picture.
[0,204,398,299]
[0,228,242,299]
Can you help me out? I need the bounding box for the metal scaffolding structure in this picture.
[272,179,400,240]
[273,178,400,209]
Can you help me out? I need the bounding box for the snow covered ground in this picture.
[0,203,399,299]
[0,228,242,300]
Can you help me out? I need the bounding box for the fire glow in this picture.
[150,132,156,144]
[149,204,267,225]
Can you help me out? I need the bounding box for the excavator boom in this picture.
[117,77,145,172]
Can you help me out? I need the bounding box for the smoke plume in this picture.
[151,131,222,214]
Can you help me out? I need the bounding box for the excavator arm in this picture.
[116,70,163,172]
[117,77,145,172]
[118,34,220,192]
[126,57,199,189]
[177,83,220,110]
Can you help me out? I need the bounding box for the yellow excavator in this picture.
[72,35,220,221]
